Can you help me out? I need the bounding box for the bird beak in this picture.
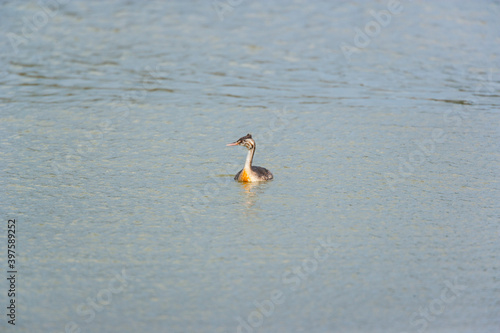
[226,142,239,146]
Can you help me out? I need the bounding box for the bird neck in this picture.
[244,147,255,170]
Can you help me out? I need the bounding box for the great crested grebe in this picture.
[226,133,273,182]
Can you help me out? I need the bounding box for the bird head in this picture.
[226,133,255,150]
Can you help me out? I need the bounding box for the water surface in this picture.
[1,1,499,332]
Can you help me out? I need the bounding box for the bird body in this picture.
[227,134,273,182]
[235,165,272,182]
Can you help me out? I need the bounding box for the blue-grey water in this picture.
[1,1,499,332]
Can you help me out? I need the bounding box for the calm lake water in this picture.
[1,1,499,332]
